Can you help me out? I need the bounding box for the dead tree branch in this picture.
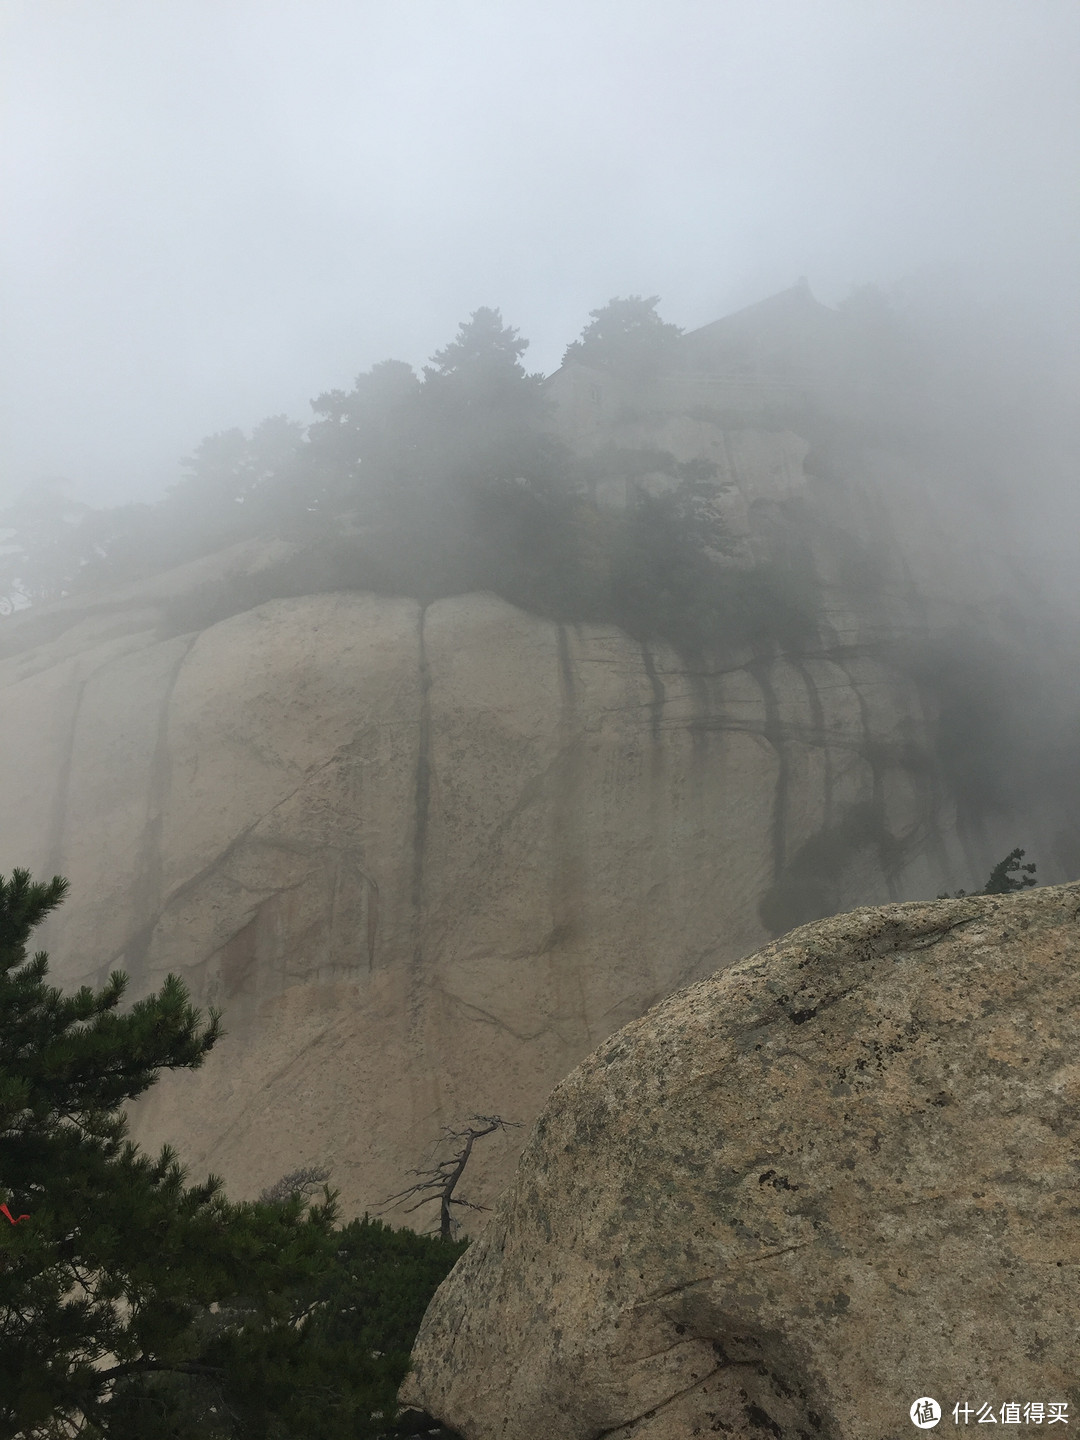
[383,1114,521,1239]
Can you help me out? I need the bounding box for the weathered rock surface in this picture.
[402,883,1080,1438]
[1,286,1077,1226]
[1,533,1014,1221]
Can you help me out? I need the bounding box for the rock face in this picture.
[547,283,1078,625]
[0,534,1022,1221]
[1,285,1077,1224]
[402,883,1080,1439]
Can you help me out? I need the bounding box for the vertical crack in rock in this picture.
[833,657,898,899]
[553,625,590,1040]
[413,603,432,912]
[687,668,713,771]
[640,643,669,936]
[48,641,172,887]
[123,635,199,982]
[640,643,666,746]
[749,660,789,881]
[46,672,88,882]
[409,603,432,1017]
[363,867,381,973]
[792,658,832,833]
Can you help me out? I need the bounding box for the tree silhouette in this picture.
[0,869,467,1437]
[981,847,1038,894]
[938,847,1037,899]
[562,294,683,373]
[384,1116,521,1241]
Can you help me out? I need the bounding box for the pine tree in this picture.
[561,295,683,374]
[981,847,1037,894]
[937,848,1037,899]
[0,868,464,1439]
[1,867,275,1434]
[424,307,534,395]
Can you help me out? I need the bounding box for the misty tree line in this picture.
[0,298,819,660]
[7,288,1073,847]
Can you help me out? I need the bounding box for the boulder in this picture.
[402,883,1080,1438]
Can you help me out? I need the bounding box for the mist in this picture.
[6,9,1080,1428]
[2,0,1078,508]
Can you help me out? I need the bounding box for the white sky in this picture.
[2,0,1078,506]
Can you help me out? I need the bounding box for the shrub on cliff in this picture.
[937,848,1038,899]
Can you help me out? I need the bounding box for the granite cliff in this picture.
[0,287,1076,1221]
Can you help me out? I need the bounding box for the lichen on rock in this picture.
[402,883,1080,1439]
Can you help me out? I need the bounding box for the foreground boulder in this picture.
[402,885,1080,1438]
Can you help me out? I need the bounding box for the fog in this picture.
[5,11,1080,1419]
[2,0,1078,508]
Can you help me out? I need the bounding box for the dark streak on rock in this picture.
[832,656,899,898]
[744,1401,784,1437]
[841,660,881,817]
[553,624,585,932]
[687,667,713,772]
[640,643,666,745]
[409,603,432,1016]
[413,602,432,917]
[750,660,789,880]
[46,672,87,882]
[364,868,381,972]
[792,659,831,832]
[591,1361,729,1439]
[556,622,575,704]
[124,634,198,980]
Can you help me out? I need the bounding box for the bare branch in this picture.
[382,1114,521,1239]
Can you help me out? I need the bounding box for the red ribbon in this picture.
[0,1204,29,1225]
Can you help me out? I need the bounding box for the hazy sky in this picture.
[3,1,1078,507]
